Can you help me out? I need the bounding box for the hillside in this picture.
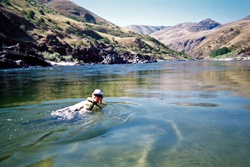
[188,16,250,59]
[150,19,221,53]
[0,0,186,69]
[150,18,250,59]
[125,25,168,35]
[41,0,112,26]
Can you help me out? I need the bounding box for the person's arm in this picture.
[86,98,105,111]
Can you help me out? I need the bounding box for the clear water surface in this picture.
[0,61,250,167]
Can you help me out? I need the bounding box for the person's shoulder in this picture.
[87,97,93,102]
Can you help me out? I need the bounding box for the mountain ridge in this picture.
[125,25,169,35]
[188,17,250,59]
[142,17,249,59]
[149,18,221,54]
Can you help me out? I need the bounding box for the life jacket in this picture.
[77,97,105,113]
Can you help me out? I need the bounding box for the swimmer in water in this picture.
[51,89,106,119]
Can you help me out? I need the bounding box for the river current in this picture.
[0,61,250,167]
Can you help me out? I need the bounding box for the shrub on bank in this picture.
[210,47,230,58]
[43,52,61,62]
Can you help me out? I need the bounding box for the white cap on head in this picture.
[92,89,103,96]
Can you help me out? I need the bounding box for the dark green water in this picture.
[0,61,250,167]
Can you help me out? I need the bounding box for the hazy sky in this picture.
[71,0,250,27]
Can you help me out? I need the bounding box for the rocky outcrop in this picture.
[70,42,157,64]
[101,54,125,64]
[0,34,157,68]
[101,51,157,64]
[0,43,51,69]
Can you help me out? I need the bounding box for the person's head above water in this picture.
[92,89,104,103]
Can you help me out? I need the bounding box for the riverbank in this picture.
[1,42,249,69]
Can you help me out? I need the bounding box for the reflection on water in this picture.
[0,61,250,166]
[0,61,250,107]
[174,102,219,107]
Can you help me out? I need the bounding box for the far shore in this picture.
[47,56,250,67]
[211,56,250,61]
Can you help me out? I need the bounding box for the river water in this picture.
[0,61,250,167]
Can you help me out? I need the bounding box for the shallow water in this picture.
[0,61,250,167]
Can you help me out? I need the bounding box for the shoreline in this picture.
[1,58,249,70]
[211,55,250,61]
[48,57,250,67]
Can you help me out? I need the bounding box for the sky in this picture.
[71,0,250,27]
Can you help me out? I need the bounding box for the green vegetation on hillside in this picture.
[210,47,230,58]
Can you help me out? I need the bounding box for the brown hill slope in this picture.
[189,16,250,59]
[150,19,221,53]
[151,17,250,59]
[42,0,112,25]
